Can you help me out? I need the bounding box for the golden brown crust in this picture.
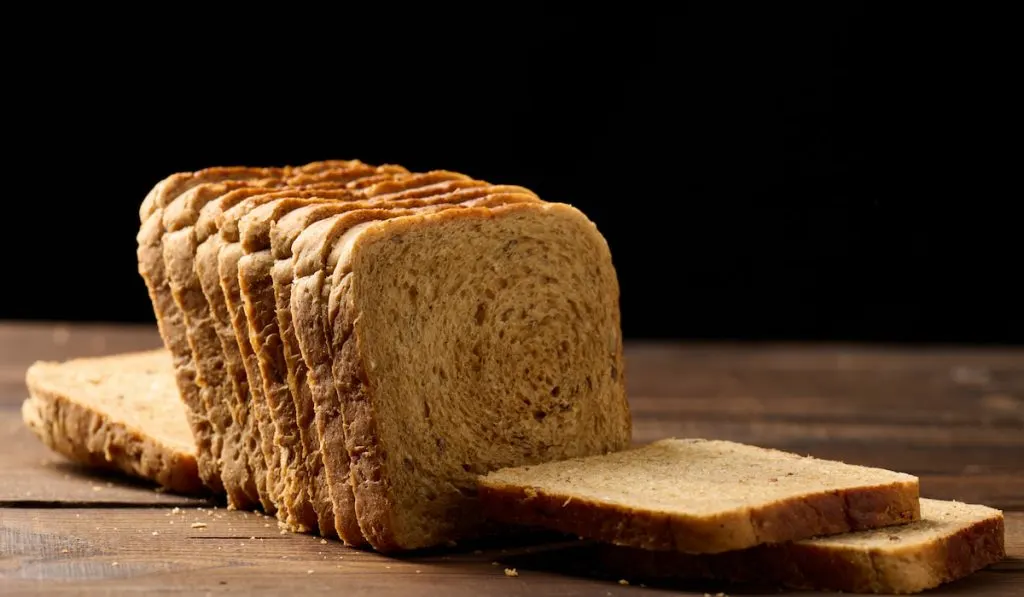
[137,212,223,494]
[22,393,204,495]
[590,505,1005,593]
[478,478,920,554]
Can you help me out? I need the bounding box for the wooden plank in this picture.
[0,412,210,508]
[0,507,1019,595]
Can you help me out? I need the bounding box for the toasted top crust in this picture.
[162,180,285,233]
[140,159,369,223]
[140,167,289,222]
[270,182,534,259]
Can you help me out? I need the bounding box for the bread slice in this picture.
[592,498,1005,594]
[163,164,386,512]
[235,179,431,533]
[22,350,203,495]
[277,187,539,544]
[137,160,362,495]
[138,166,290,494]
[267,172,489,539]
[215,165,408,524]
[162,179,285,509]
[191,176,384,513]
[234,173,480,535]
[315,201,633,552]
[478,438,922,554]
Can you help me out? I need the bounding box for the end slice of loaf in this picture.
[593,498,1005,594]
[478,438,921,554]
[22,350,204,495]
[325,201,633,552]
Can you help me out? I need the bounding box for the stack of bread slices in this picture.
[21,159,1005,593]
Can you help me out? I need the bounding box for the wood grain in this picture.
[2,321,1022,595]
[0,507,1019,595]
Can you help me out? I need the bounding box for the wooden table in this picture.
[1,321,1021,595]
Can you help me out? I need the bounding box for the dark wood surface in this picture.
[1,321,1021,595]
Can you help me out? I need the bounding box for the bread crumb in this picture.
[172,507,181,514]
[112,562,119,567]
[504,568,518,577]
[265,523,271,528]
[61,549,69,554]
[320,539,328,545]
[151,531,159,536]
[563,496,573,507]
[280,529,288,535]
[416,570,422,574]
[307,570,314,575]
[92,486,103,491]
[618,579,629,585]
[191,522,207,529]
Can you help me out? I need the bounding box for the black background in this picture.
[4,4,1020,345]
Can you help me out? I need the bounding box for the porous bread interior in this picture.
[805,497,1002,549]
[347,202,631,546]
[480,438,919,516]
[25,350,195,455]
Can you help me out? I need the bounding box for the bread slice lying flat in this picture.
[478,438,921,554]
[593,498,1005,594]
[22,350,203,494]
[321,201,633,552]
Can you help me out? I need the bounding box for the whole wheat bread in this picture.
[477,437,921,554]
[288,191,542,545]
[214,164,408,524]
[318,201,633,552]
[162,179,285,509]
[235,172,487,535]
[22,350,203,495]
[266,172,487,540]
[161,163,389,513]
[189,170,385,514]
[137,160,360,495]
[592,498,1005,594]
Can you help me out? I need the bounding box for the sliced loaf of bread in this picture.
[164,164,397,514]
[234,173,484,535]
[189,173,389,514]
[592,498,1005,594]
[289,192,543,546]
[318,201,633,552]
[22,350,203,495]
[163,179,285,509]
[266,172,483,540]
[214,165,408,524]
[477,437,921,554]
[137,160,362,495]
